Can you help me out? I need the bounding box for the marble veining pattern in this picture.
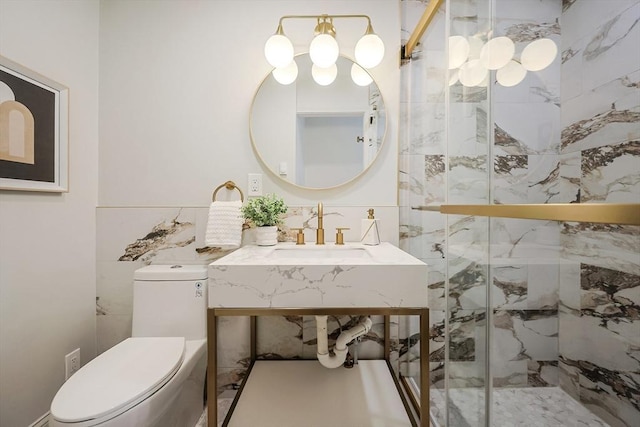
[561,223,640,276]
[504,21,560,42]
[494,155,529,204]
[581,140,640,203]
[559,259,640,426]
[118,210,195,262]
[208,243,427,309]
[562,0,577,13]
[449,155,489,204]
[493,310,558,362]
[580,264,639,339]
[495,124,530,155]
[583,11,639,62]
[562,109,640,151]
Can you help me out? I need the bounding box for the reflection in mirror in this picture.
[250,54,386,189]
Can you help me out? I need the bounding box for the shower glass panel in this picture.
[400,0,639,425]
[444,0,493,424]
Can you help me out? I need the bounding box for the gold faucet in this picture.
[316,202,325,245]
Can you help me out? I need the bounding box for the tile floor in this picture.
[201,386,609,426]
[430,386,610,427]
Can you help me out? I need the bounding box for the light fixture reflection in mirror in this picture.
[250,54,386,189]
[521,38,558,71]
[448,35,470,69]
[458,59,488,87]
[467,36,485,60]
[272,60,298,85]
[448,35,557,88]
[312,63,338,86]
[351,63,373,86]
[448,69,459,86]
[496,60,527,87]
[480,36,514,70]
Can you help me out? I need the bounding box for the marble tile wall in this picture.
[402,3,638,425]
[399,0,448,387]
[559,2,640,425]
[96,204,399,393]
[400,0,567,396]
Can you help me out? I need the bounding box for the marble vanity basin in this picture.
[208,242,428,308]
[269,245,372,260]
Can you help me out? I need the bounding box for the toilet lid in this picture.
[51,337,185,423]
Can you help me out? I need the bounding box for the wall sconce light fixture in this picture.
[265,14,385,86]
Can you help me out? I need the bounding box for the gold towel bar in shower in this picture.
[438,203,639,226]
[212,180,244,202]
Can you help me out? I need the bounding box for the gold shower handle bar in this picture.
[426,203,639,226]
[212,181,244,202]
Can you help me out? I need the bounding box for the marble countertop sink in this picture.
[208,242,428,308]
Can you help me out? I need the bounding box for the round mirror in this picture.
[250,54,386,189]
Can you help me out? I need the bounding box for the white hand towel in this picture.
[205,200,243,249]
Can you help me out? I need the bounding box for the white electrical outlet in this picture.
[248,173,262,196]
[65,348,80,380]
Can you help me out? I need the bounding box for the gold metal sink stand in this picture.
[207,307,430,426]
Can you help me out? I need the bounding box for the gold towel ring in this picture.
[212,180,244,202]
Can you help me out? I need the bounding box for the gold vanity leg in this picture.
[250,316,257,361]
[384,315,390,361]
[207,309,217,427]
[420,309,430,426]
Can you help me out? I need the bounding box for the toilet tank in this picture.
[132,265,207,340]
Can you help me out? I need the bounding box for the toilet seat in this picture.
[51,337,185,425]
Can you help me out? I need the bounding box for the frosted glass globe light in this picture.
[351,63,373,86]
[467,36,485,60]
[477,73,489,88]
[521,38,558,71]
[272,60,298,85]
[264,33,294,68]
[448,36,470,69]
[309,34,339,68]
[355,33,385,68]
[312,63,338,86]
[496,60,527,87]
[448,69,460,86]
[458,59,488,87]
[480,36,515,70]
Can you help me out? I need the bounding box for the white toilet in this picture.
[50,265,208,427]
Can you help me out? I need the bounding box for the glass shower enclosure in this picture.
[398,0,640,426]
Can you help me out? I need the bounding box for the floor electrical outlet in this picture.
[248,173,262,196]
[65,348,80,380]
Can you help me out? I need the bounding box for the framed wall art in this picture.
[0,55,68,192]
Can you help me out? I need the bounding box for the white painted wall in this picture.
[99,0,400,207]
[0,1,99,425]
[0,1,398,423]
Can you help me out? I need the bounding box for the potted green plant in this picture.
[241,193,288,246]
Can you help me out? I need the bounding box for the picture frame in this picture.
[0,55,68,192]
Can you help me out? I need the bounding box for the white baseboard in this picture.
[28,412,49,427]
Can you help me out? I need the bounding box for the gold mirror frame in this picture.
[249,53,387,191]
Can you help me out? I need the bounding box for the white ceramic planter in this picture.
[255,226,278,246]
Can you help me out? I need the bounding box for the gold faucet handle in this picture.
[335,227,350,245]
[291,228,305,245]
